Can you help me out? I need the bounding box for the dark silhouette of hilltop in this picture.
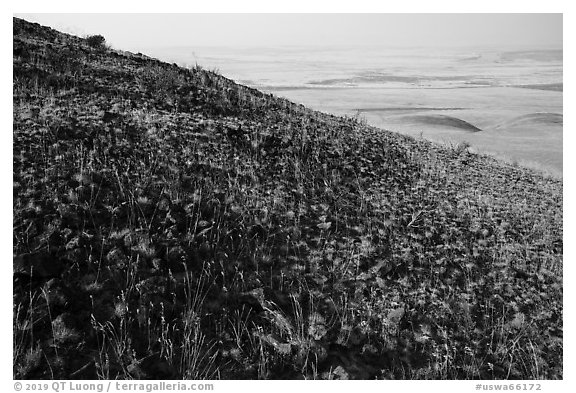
[13,17,562,380]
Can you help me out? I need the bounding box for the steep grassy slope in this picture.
[13,18,562,380]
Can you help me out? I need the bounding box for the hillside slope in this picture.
[13,17,562,380]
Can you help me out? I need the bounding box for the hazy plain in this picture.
[148,45,563,177]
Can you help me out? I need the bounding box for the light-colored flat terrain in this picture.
[147,45,563,176]
[276,86,562,176]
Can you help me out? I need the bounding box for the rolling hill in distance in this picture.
[13,18,562,380]
[147,44,562,177]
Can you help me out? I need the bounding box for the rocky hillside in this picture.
[13,17,563,380]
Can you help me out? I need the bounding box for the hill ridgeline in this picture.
[13,18,562,380]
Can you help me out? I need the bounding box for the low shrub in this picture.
[86,34,106,49]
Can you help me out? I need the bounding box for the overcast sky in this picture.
[15,13,562,50]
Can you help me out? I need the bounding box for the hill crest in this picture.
[13,17,562,380]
